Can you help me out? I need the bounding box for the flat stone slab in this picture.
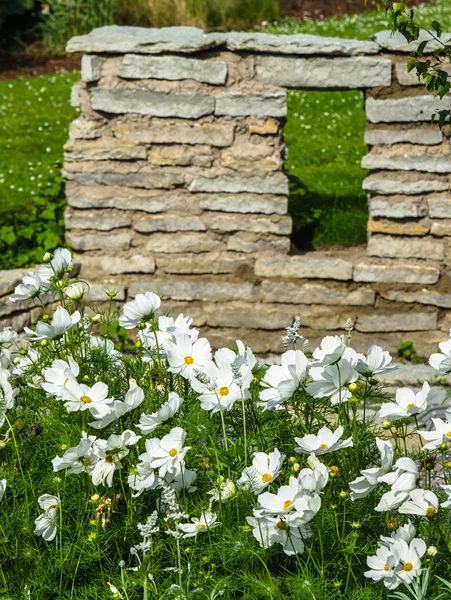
[366,95,451,123]
[119,55,228,85]
[374,30,451,53]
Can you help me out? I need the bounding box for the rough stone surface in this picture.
[65,139,147,161]
[91,88,215,118]
[84,282,126,301]
[189,174,288,195]
[428,197,451,219]
[354,263,440,284]
[357,311,437,332]
[156,252,252,274]
[119,54,227,84]
[364,127,443,146]
[256,56,391,88]
[381,289,451,309]
[69,118,109,140]
[227,233,290,254]
[363,176,448,195]
[70,82,81,108]
[147,145,214,167]
[368,235,447,260]
[204,213,292,235]
[362,152,451,174]
[129,278,257,302]
[249,119,279,135]
[0,269,26,296]
[366,96,451,123]
[369,197,421,219]
[199,194,288,215]
[65,231,131,251]
[64,164,184,189]
[78,254,156,275]
[261,281,375,305]
[215,92,286,117]
[65,208,132,230]
[146,232,226,253]
[81,55,101,82]
[134,214,205,233]
[367,220,429,236]
[396,62,451,86]
[431,222,451,237]
[201,302,292,330]
[255,255,353,281]
[374,30,451,53]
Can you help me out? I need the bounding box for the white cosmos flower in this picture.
[378,382,430,422]
[0,369,17,426]
[52,432,96,475]
[119,292,161,329]
[37,247,72,286]
[356,344,398,377]
[89,336,122,362]
[0,479,6,501]
[42,357,80,399]
[128,462,157,498]
[165,468,197,493]
[379,521,417,549]
[295,425,353,456]
[260,350,309,410]
[364,543,400,590]
[418,417,451,450]
[0,327,18,346]
[10,271,42,302]
[178,512,220,538]
[207,479,236,505]
[375,458,419,512]
[236,339,257,371]
[61,380,114,418]
[138,392,183,434]
[246,514,309,556]
[312,335,346,365]
[440,484,451,509]
[398,489,439,518]
[141,427,190,478]
[306,358,358,405]
[429,331,451,374]
[392,538,426,584]
[297,462,329,494]
[90,383,144,429]
[349,438,393,500]
[238,448,285,494]
[139,314,199,360]
[164,335,212,380]
[91,430,141,487]
[25,307,80,341]
[34,494,59,542]
[255,476,304,517]
[64,282,85,300]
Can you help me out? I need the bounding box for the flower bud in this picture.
[387,517,399,531]
[289,456,296,463]
[64,282,84,300]
[105,289,118,298]
[60,444,68,451]
[351,521,361,529]
[444,461,451,469]
[40,340,48,347]
[54,279,66,290]
[339,491,347,499]
[348,382,358,392]
[427,545,438,557]
[42,252,52,263]
[330,465,340,477]
[382,420,392,430]
[90,494,100,502]
[91,313,101,323]
[41,314,51,323]
[89,520,96,526]
[292,463,300,473]
[135,341,142,349]
[137,322,147,330]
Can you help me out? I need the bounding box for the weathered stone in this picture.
[366,96,451,123]
[199,194,288,215]
[215,92,286,117]
[381,289,451,309]
[367,220,429,236]
[227,233,290,253]
[363,175,448,195]
[354,263,440,284]
[156,252,252,274]
[249,119,279,135]
[374,30,451,53]
[0,269,26,296]
[255,254,353,281]
[431,221,451,236]
[261,281,375,306]
[67,25,223,54]
[64,163,184,189]
[119,54,227,84]
[70,82,81,108]
[369,197,421,219]
[129,278,257,302]
[134,214,205,233]
[428,197,451,219]
[65,208,131,230]
[297,306,356,330]
[113,119,235,147]
[65,231,131,251]
[147,145,214,167]
[91,89,215,119]
[362,152,451,174]
[78,254,156,275]
[368,235,447,260]
[220,141,280,172]
[146,233,226,253]
[396,62,451,86]
[356,311,437,332]
[224,31,379,55]
[189,174,288,195]
[69,118,109,140]
[202,302,291,330]
[0,297,36,319]
[364,127,443,146]
[204,213,292,235]
[65,139,146,161]
[84,282,126,301]
[256,56,391,88]
[81,55,101,82]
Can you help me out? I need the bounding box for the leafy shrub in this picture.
[1,249,451,598]
[0,0,43,49]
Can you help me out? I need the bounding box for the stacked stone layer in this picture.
[2,26,451,356]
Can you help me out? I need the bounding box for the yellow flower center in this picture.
[80,395,92,404]
[384,563,389,572]
[319,443,329,450]
[63,377,69,386]
[261,473,272,484]
[105,454,114,464]
[218,386,230,397]
[330,466,340,474]
[83,458,92,466]
[184,356,194,365]
[406,403,417,411]
[169,448,178,457]
[196,524,206,530]
[403,562,413,572]
[446,431,451,438]
[276,520,287,530]
[283,500,293,510]
[426,507,437,518]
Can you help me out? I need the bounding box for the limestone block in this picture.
[297,306,356,330]
[0,269,26,296]
[147,145,214,167]
[366,96,451,123]
[356,311,437,332]
[255,254,353,280]
[362,152,451,174]
[428,197,451,219]
[70,82,81,107]
[364,127,443,145]
[119,54,227,85]
[113,119,235,147]
[84,282,126,301]
[353,263,440,284]
[363,175,448,195]
[374,30,451,53]
[129,278,257,302]
[220,140,280,172]
[69,118,109,140]
[367,220,429,236]
[381,289,451,308]
[65,231,131,251]
[64,162,184,189]
[431,222,451,236]
[199,194,288,215]
[227,232,290,253]
[215,92,286,117]
[249,119,279,135]
[368,235,447,260]
[65,208,132,230]
[204,213,292,235]
[369,196,421,219]
[78,254,156,275]
[64,139,146,161]
[156,252,252,274]
[91,88,215,119]
[202,302,291,330]
[260,281,375,306]
[81,55,101,82]
[256,56,391,88]
[145,232,226,253]
[189,174,288,195]
[134,214,206,233]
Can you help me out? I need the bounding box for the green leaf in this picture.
[406,59,418,72]
[431,20,442,37]
[416,39,428,57]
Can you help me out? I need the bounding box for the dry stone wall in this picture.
[3,27,451,356]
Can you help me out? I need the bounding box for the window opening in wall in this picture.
[285,89,368,251]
